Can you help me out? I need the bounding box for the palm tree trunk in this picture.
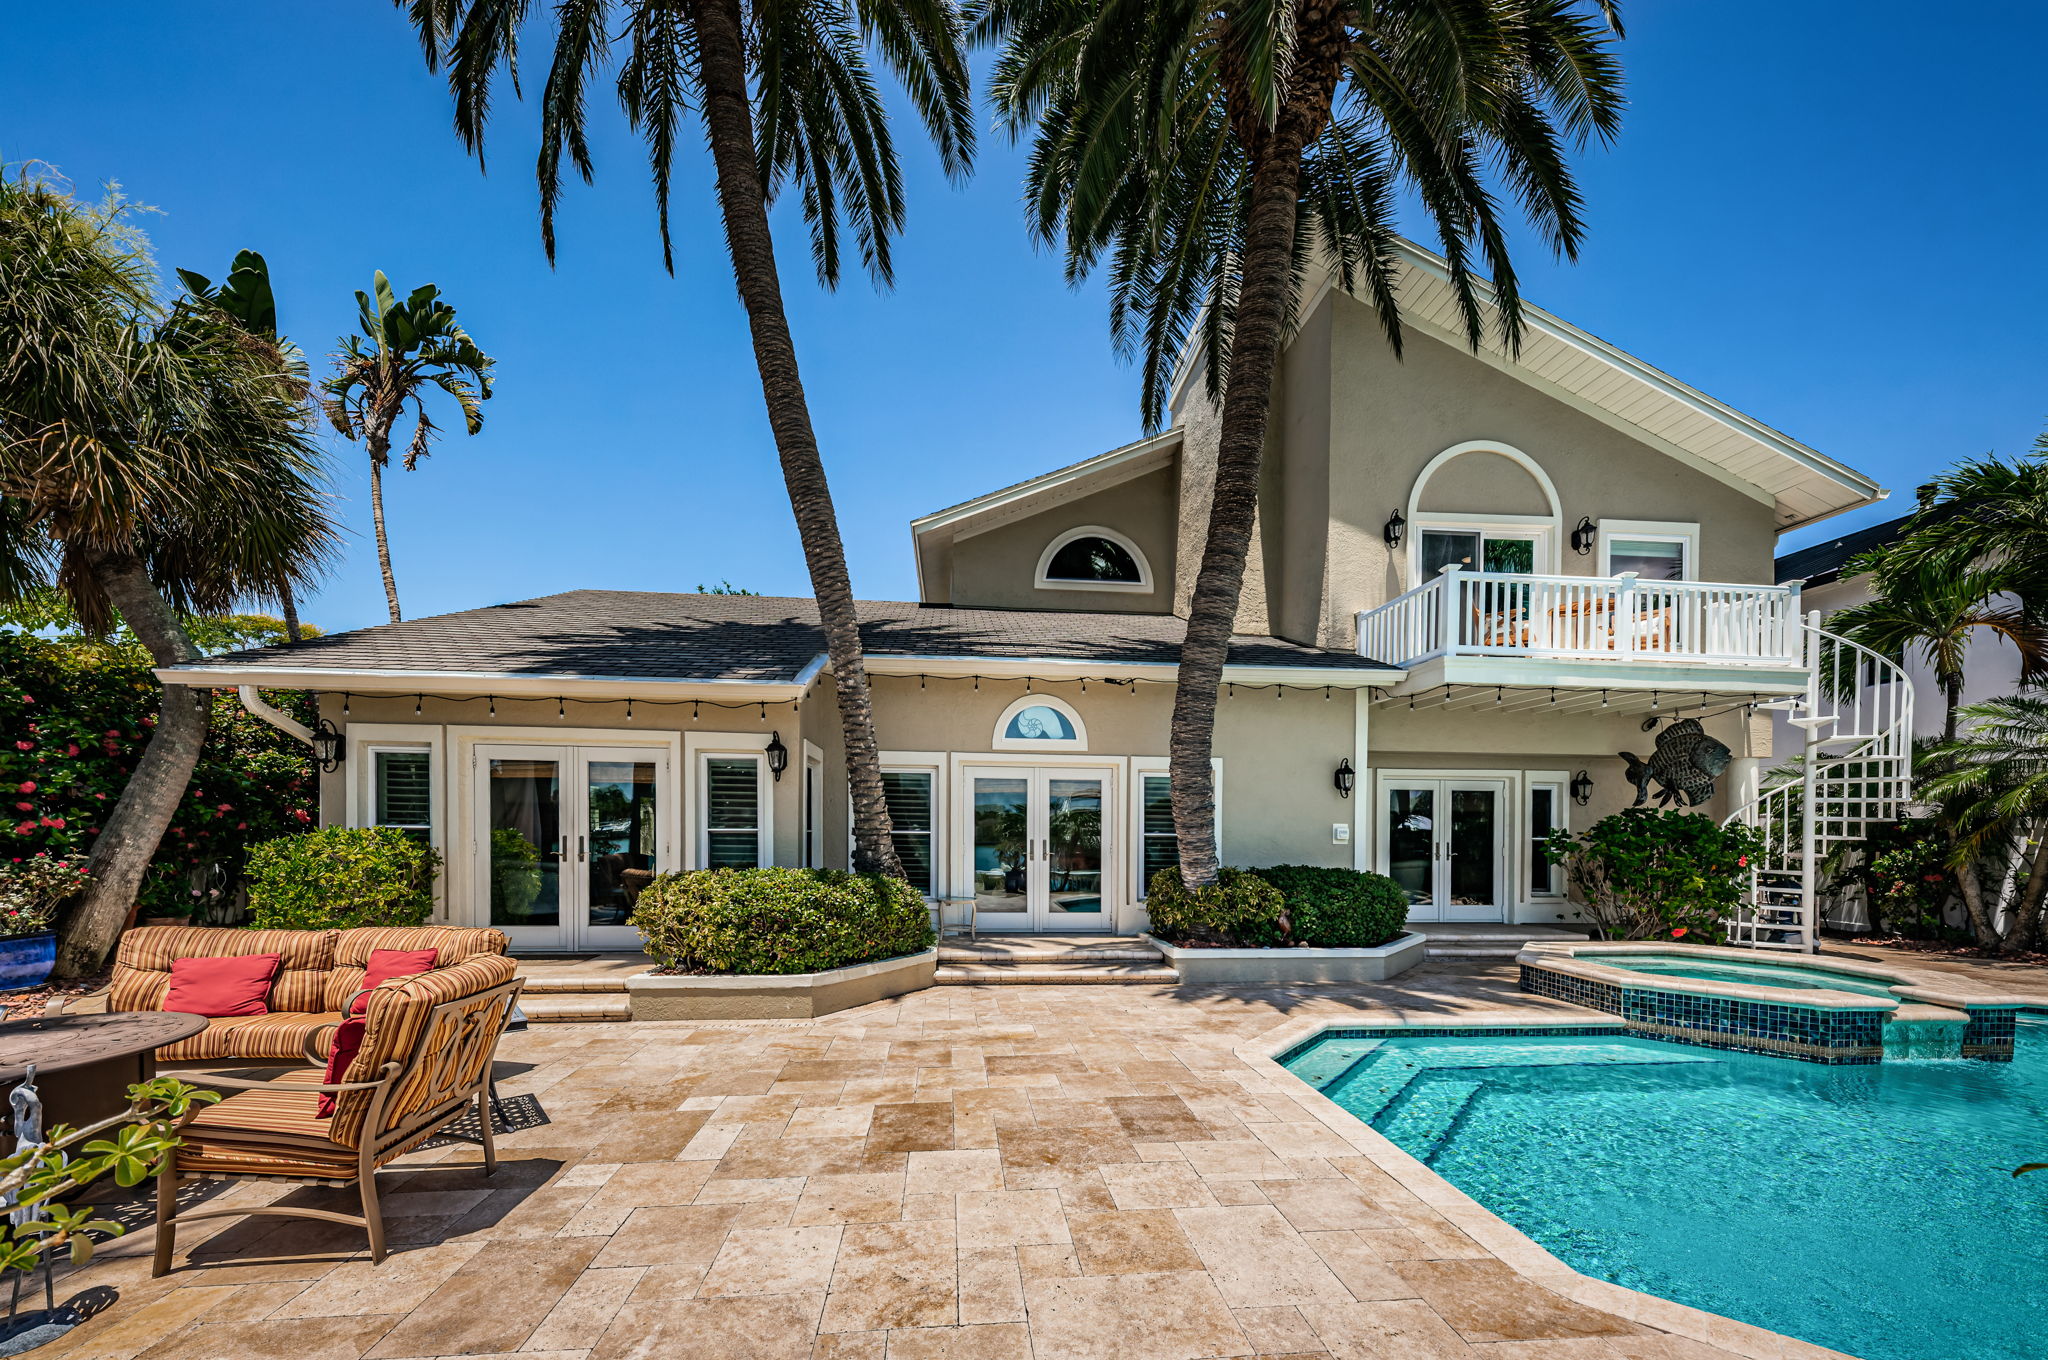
[1167,0,1348,887]
[2012,824,2048,953]
[367,443,402,625]
[276,569,303,642]
[691,0,902,878]
[56,550,208,977]
[1954,858,2002,949]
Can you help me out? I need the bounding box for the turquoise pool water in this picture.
[1593,952,1903,998]
[1289,1022,2048,1360]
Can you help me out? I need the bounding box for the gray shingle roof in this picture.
[178,590,1386,683]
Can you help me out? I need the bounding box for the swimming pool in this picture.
[1286,1020,2048,1360]
[1591,951,1903,998]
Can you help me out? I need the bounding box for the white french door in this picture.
[1377,776,1507,923]
[474,743,673,951]
[964,765,1113,933]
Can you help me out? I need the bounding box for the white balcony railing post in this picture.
[1437,564,1463,655]
[1613,571,1638,655]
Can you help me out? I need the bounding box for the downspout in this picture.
[237,686,315,748]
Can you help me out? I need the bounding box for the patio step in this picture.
[939,936,1164,964]
[1418,925,1588,960]
[519,993,631,1022]
[935,962,1179,985]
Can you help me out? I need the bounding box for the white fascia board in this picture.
[859,652,1398,688]
[155,665,813,702]
[908,430,1182,542]
[1384,654,1809,697]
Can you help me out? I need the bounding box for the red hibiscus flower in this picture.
[1671,927,1689,939]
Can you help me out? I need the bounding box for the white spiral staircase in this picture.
[1725,612,1915,951]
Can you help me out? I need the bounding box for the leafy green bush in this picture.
[0,854,90,938]
[244,827,440,930]
[1144,866,1286,946]
[634,867,934,974]
[1251,865,1409,947]
[1544,809,1765,944]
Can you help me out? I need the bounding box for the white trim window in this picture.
[370,748,434,847]
[699,752,768,868]
[1035,525,1154,594]
[992,694,1088,752]
[1130,758,1220,900]
[1598,519,1699,582]
[1414,517,1554,579]
[1526,772,1568,900]
[880,768,938,896]
[802,741,825,868]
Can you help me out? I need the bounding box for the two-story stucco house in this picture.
[167,244,1892,952]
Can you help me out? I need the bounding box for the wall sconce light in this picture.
[1570,769,1594,806]
[1382,509,1406,549]
[1571,516,1597,555]
[1334,757,1356,799]
[312,718,346,772]
[766,731,789,782]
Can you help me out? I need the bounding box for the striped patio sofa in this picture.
[87,924,510,1063]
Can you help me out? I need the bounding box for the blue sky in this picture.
[7,4,2044,633]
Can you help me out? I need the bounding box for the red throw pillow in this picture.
[351,948,440,1015]
[318,1017,367,1118]
[162,953,281,1018]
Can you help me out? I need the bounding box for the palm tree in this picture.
[0,171,336,975]
[1920,693,2048,952]
[1829,560,2048,741]
[979,0,1624,884]
[179,249,313,640]
[391,0,976,876]
[1872,441,2048,591]
[321,273,494,625]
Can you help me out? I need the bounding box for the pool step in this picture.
[1373,1076,1485,1160]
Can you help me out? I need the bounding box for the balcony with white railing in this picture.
[1355,567,1803,669]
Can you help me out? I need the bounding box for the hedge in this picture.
[244,826,440,930]
[634,867,934,975]
[1249,865,1409,948]
[1144,866,1287,947]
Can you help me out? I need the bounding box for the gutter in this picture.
[237,686,315,749]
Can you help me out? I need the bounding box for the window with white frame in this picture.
[1035,526,1153,593]
[802,744,824,868]
[1138,773,1178,896]
[701,755,765,867]
[1599,521,1698,582]
[371,748,433,846]
[1527,775,1567,898]
[880,770,936,896]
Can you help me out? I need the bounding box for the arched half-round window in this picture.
[993,695,1088,751]
[1036,526,1153,593]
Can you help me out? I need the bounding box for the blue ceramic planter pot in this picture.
[0,934,57,993]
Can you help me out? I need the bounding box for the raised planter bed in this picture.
[626,948,937,1020]
[1143,931,1426,985]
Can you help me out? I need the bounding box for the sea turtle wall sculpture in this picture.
[1619,717,1732,808]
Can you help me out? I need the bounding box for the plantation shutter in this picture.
[1140,774,1178,895]
[880,771,934,896]
[374,751,433,845]
[704,758,761,868]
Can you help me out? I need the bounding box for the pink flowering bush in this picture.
[0,854,90,937]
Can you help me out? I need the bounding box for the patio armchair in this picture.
[151,954,521,1273]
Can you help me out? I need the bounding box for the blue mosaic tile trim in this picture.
[1962,1006,2018,1061]
[1519,962,1887,1066]
[1273,1024,1622,1065]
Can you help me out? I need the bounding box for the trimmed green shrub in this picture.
[634,867,934,975]
[1144,866,1286,947]
[1251,865,1409,947]
[244,827,440,930]
[1544,808,1765,944]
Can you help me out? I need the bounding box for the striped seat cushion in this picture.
[327,953,517,1148]
[111,927,335,1015]
[321,927,509,1014]
[184,1068,336,1146]
[154,1012,345,1064]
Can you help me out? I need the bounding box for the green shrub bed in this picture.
[244,826,440,930]
[634,867,934,975]
[1147,864,1410,948]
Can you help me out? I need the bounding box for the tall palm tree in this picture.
[392,0,975,876]
[179,249,313,640]
[1920,693,2048,952]
[979,0,1624,884]
[1829,560,2048,741]
[322,272,493,625]
[0,171,336,974]
[1872,441,2048,590]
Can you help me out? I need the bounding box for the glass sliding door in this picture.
[965,766,1116,932]
[1378,777,1506,923]
[475,743,671,951]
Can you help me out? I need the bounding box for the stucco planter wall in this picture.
[626,949,937,1020]
[1145,932,1426,985]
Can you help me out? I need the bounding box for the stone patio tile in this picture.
[270,1240,484,1318]
[883,1322,1032,1360]
[590,1204,745,1268]
[1104,1096,1214,1143]
[701,1225,845,1297]
[1233,1306,1324,1355]
[1014,1242,1081,1280]
[593,1292,825,1360]
[794,1172,910,1225]
[906,1149,1005,1194]
[817,1332,889,1360]
[995,1127,1139,1187]
[1392,1261,1631,1344]
[1298,1298,1480,1357]
[523,1265,647,1350]
[1098,1162,1221,1211]
[1024,1270,1251,1360]
[1181,1141,1297,1182]
[821,1221,959,1332]
[956,1247,1027,1324]
[868,1103,959,1154]
[582,1109,709,1165]
[364,1237,602,1358]
[1302,1230,1421,1302]
[789,1105,880,1139]
[1065,1210,1203,1275]
[697,1175,808,1204]
[1173,1205,1353,1308]
[1262,1181,1399,1233]
[586,1160,717,1208]
[955,1189,1071,1252]
[719,1137,888,1178]
[132,1313,400,1360]
[679,1124,745,1161]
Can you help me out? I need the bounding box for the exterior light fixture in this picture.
[766,731,789,782]
[1334,758,1356,799]
[1571,516,1597,555]
[312,718,345,772]
[1382,508,1406,549]
[1570,769,1594,805]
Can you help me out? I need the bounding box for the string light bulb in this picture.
[415,694,423,716]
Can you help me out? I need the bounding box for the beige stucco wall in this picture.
[941,464,1179,614]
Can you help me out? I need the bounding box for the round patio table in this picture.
[0,1012,207,1139]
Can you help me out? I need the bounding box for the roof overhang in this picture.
[861,653,1397,688]
[908,429,1182,602]
[1174,241,1887,533]
[155,660,825,704]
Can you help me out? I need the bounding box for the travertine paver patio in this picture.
[30,957,1944,1360]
